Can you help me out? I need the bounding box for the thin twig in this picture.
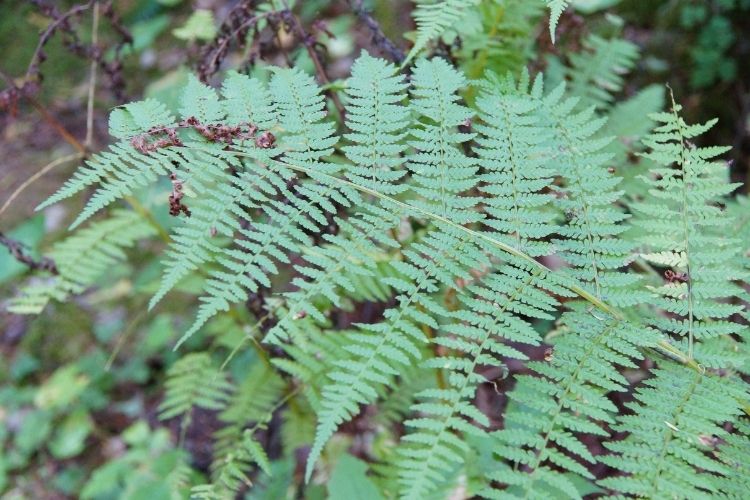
[105,307,146,371]
[0,232,58,274]
[85,1,100,148]
[28,97,87,154]
[348,0,405,63]
[198,11,272,81]
[24,0,95,82]
[0,153,82,218]
[280,2,346,119]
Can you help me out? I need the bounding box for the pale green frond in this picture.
[599,365,746,498]
[715,418,750,498]
[159,352,233,421]
[407,58,480,225]
[567,35,639,110]
[204,362,284,496]
[8,210,155,314]
[484,306,658,499]
[264,203,402,345]
[475,72,557,257]
[405,0,480,65]
[305,223,493,482]
[395,264,570,500]
[108,98,176,139]
[540,82,642,305]
[546,0,570,43]
[343,52,410,195]
[632,104,743,350]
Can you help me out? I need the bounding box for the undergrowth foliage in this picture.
[12,4,749,498]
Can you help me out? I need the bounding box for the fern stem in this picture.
[125,195,171,243]
[402,268,542,498]
[670,100,696,361]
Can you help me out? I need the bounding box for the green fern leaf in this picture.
[149,73,281,309]
[408,58,480,225]
[484,307,657,499]
[396,264,569,500]
[405,0,480,65]
[567,35,639,110]
[306,224,492,482]
[180,74,225,123]
[343,52,410,195]
[475,71,557,256]
[599,365,746,498]
[159,352,232,421]
[716,418,750,498]
[8,210,155,314]
[210,361,285,492]
[632,104,743,353]
[264,204,402,345]
[542,82,641,306]
[546,0,570,43]
[176,68,353,347]
[108,98,176,139]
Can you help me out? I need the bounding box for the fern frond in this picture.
[272,318,351,415]
[177,68,354,347]
[632,104,743,354]
[601,84,664,173]
[407,58,480,225]
[221,71,277,129]
[395,264,568,500]
[8,210,155,314]
[546,0,570,43]
[37,99,175,215]
[108,98,176,140]
[264,204,402,345]
[405,0,480,65]
[484,307,656,499]
[599,365,746,498]
[716,418,750,498]
[306,223,491,481]
[158,352,232,421]
[191,431,272,499]
[211,361,285,484]
[48,144,177,229]
[460,1,545,81]
[39,77,232,229]
[149,72,281,309]
[475,72,556,257]
[567,35,639,110]
[180,74,226,123]
[343,52,409,195]
[542,82,640,305]
[269,67,338,167]
[149,162,280,310]
[392,72,573,500]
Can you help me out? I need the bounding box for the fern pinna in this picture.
[28,46,749,499]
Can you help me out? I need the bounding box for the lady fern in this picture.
[25,41,749,499]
